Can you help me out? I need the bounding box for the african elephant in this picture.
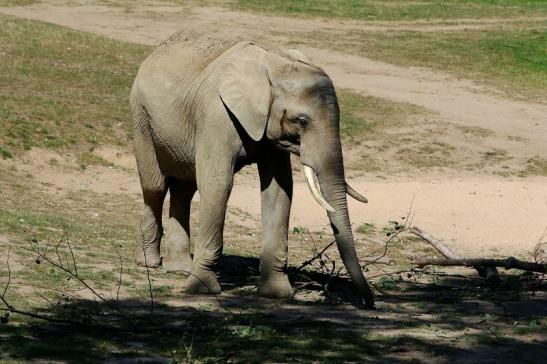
[131,31,374,308]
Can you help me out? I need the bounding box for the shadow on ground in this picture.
[1,255,546,363]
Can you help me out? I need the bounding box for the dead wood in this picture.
[408,227,462,259]
[413,257,546,273]
[409,226,499,279]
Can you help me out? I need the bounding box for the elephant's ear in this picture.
[219,48,272,142]
[281,48,311,64]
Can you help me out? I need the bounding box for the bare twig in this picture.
[53,231,65,267]
[2,247,85,326]
[63,224,78,277]
[296,240,335,272]
[139,219,154,316]
[528,228,546,264]
[363,196,416,268]
[30,285,57,306]
[363,224,408,268]
[26,246,109,305]
[23,239,131,320]
[114,245,123,304]
[293,233,344,299]
[1,236,195,330]
[1,246,10,300]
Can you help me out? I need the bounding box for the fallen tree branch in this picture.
[409,226,499,280]
[414,257,546,273]
[408,227,461,259]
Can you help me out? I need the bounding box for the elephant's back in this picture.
[157,30,229,60]
[137,31,232,86]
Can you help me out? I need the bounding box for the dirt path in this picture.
[1,3,546,257]
[4,147,545,258]
[2,4,546,149]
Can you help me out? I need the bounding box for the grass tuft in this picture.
[76,151,114,169]
[523,156,547,176]
[0,145,13,159]
[356,222,375,234]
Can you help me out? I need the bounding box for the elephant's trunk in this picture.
[319,166,375,309]
[301,132,374,309]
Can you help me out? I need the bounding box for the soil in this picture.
[0,1,545,258]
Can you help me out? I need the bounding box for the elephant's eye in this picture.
[292,115,309,127]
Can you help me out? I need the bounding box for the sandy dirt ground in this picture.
[1,2,546,259]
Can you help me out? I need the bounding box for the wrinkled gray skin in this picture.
[131,32,374,308]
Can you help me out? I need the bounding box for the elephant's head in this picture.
[219,43,374,309]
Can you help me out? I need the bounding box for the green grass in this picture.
[0,207,135,260]
[0,15,150,157]
[287,27,547,102]
[0,145,13,159]
[0,14,434,172]
[514,319,547,335]
[356,222,375,234]
[0,0,37,6]
[235,0,547,21]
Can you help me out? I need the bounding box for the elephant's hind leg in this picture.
[162,179,196,272]
[133,107,167,268]
[135,184,167,268]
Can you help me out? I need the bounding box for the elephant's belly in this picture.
[150,127,196,181]
[146,111,196,181]
[156,146,196,181]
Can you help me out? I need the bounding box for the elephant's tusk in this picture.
[303,165,336,213]
[346,183,368,203]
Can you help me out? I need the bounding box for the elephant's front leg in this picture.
[185,160,234,294]
[257,149,293,298]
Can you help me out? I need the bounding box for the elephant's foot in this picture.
[185,269,221,294]
[162,232,193,272]
[135,246,161,268]
[163,218,193,272]
[162,253,192,273]
[258,274,293,298]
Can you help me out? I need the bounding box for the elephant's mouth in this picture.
[272,136,369,206]
[275,136,301,155]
